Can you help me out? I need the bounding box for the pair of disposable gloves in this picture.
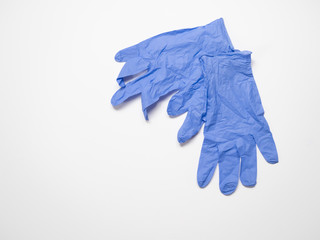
[111,18,278,195]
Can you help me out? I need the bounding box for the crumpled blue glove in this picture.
[168,51,278,195]
[111,18,234,120]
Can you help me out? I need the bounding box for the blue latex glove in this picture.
[111,18,234,120]
[168,51,278,195]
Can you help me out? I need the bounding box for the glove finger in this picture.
[197,138,219,188]
[116,58,149,87]
[167,78,205,116]
[167,90,189,116]
[177,110,204,143]
[141,76,181,120]
[218,145,240,195]
[237,136,257,187]
[115,45,140,62]
[245,80,278,163]
[111,84,141,107]
[111,72,154,106]
[254,130,278,164]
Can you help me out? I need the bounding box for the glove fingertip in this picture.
[266,146,279,164]
[254,132,279,165]
[178,117,204,144]
[143,109,149,121]
[241,180,257,188]
[167,107,178,117]
[111,89,127,106]
[111,94,120,106]
[267,157,279,164]
[167,95,187,117]
[114,51,123,62]
[198,179,210,188]
[177,128,190,144]
[220,182,238,195]
[262,144,279,165]
[167,99,178,116]
[167,104,186,117]
[177,135,187,144]
[116,78,126,88]
[263,146,279,164]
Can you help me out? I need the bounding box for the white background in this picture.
[0,0,320,239]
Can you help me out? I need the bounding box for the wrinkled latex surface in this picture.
[168,51,278,195]
[111,18,234,120]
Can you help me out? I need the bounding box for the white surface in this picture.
[0,0,320,239]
